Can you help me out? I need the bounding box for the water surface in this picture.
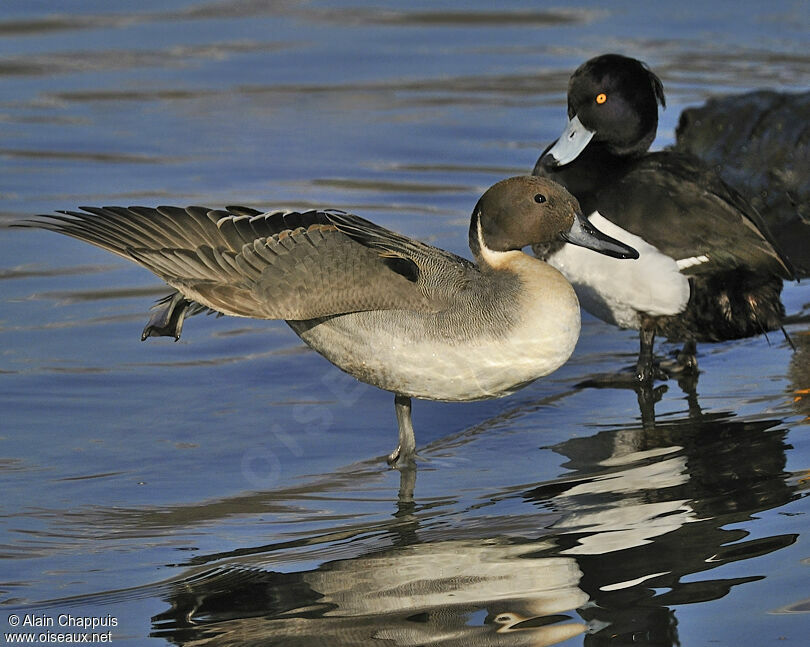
[2,2,810,645]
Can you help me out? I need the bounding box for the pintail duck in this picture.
[533,54,796,383]
[20,176,637,466]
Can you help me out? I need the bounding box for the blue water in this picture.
[2,2,809,645]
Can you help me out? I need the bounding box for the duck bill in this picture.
[542,115,595,167]
[561,212,639,259]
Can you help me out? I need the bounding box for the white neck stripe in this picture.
[477,216,520,268]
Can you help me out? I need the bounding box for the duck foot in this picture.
[634,359,669,385]
[660,340,699,376]
[386,447,422,469]
[142,291,190,341]
[580,335,699,388]
[387,445,407,467]
[577,362,668,389]
[387,394,418,469]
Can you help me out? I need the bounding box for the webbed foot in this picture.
[578,362,667,389]
[388,394,417,469]
[142,292,190,341]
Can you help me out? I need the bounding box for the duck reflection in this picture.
[153,538,591,646]
[527,408,797,645]
[152,407,797,647]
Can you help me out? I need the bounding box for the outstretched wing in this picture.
[21,206,459,320]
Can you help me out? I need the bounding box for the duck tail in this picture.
[740,275,786,339]
[686,271,786,342]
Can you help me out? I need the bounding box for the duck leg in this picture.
[635,326,657,384]
[676,339,698,373]
[659,338,700,389]
[387,394,417,467]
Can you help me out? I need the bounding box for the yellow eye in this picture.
[596,93,607,104]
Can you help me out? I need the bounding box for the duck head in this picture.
[540,54,665,168]
[469,176,638,262]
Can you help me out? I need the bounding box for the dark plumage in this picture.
[533,54,795,382]
[675,89,810,278]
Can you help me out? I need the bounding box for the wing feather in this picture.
[19,206,460,320]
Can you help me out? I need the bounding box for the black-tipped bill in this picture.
[560,212,639,259]
[542,115,595,167]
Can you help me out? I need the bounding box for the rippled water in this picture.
[2,1,810,645]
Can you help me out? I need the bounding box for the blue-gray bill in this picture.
[541,115,595,167]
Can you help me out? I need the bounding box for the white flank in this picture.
[547,211,690,329]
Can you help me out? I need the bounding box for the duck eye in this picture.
[534,193,546,204]
[596,92,607,104]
